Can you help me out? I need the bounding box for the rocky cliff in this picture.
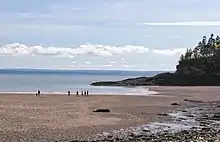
[91,34,220,86]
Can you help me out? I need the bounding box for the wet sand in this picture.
[0,86,220,141]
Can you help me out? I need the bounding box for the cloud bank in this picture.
[140,22,220,26]
[0,43,186,57]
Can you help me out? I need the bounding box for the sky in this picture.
[0,0,220,71]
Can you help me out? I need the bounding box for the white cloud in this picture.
[103,64,113,67]
[122,64,129,67]
[0,43,150,57]
[152,48,186,56]
[139,21,220,26]
[85,61,91,64]
[109,61,116,64]
[0,43,186,58]
[70,65,75,67]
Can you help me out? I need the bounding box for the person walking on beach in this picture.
[76,91,79,97]
[68,91,70,96]
[86,90,89,96]
[84,91,87,96]
[37,90,40,96]
[81,91,84,96]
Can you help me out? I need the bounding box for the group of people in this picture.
[36,90,41,96]
[75,90,89,97]
[35,90,90,97]
[67,90,89,97]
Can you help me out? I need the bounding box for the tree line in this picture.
[180,34,220,61]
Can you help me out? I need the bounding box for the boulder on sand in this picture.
[158,113,168,116]
[93,109,111,112]
[171,102,179,106]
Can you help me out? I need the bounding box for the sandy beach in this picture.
[0,86,220,141]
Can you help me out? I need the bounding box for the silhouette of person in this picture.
[76,91,79,97]
[68,91,70,96]
[37,90,41,96]
[84,91,86,96]
[81,91,84,96]
[86,90,89,96]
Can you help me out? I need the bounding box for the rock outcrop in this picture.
[91,34,220,87]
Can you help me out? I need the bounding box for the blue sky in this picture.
[0,0,220,70]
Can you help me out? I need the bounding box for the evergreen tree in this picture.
[180,54,185,61]
[216,36,220,47]
[202,36,207,45]
[181,34,220,61]
[208,33,215,45]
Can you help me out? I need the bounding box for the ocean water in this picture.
[0,69,163,95]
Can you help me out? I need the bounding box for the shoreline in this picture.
[0,88,158,96]
[0,86,219,141]
[2,85,219,96]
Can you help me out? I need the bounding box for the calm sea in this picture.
[0,69,164,95]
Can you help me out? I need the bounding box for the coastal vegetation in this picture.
[91,34,220,86]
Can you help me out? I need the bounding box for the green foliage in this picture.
[180,33,220,61]
[158,33,220,85]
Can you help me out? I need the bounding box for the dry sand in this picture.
[0,86,220,141]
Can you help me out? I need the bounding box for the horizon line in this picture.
[0,68,172,72]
